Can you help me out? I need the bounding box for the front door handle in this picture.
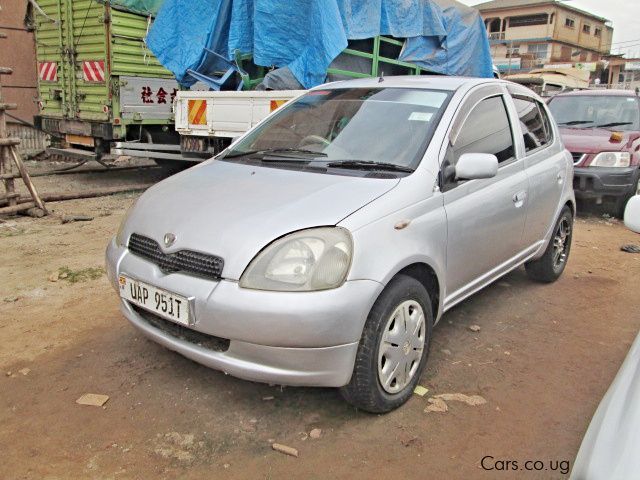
[513,190,527,208]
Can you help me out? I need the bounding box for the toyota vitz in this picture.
[106,77,575,413]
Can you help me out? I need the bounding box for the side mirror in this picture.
[455,153,499,181]
[624,195,640,233]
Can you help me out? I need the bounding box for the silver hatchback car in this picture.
[106,77,575,412]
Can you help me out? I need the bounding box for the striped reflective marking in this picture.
[38,62,58,82]
[270,99,288,112]
[188,99,207,125]
[82,60,106,82]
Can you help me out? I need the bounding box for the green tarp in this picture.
[98,0,165,17]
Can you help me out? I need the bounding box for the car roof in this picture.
[553,89,638,98]
[315,75,501,92]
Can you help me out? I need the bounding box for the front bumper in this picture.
[106,238,383,387]
[573,167,640,201]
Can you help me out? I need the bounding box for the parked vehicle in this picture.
[506,68,589,98]
[31,0,179,164]
[106,76,575,412]
[625,195,640,233]
[168,90,302,159]
[547,90,640,217]
[571,330,640,479]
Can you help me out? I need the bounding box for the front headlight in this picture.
[591,152,631,168]
[239,227,353,292]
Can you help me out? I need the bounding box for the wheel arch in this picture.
[388,262,442,323]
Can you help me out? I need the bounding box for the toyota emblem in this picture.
[163,233,176,248]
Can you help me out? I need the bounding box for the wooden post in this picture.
[0,41,48,217]
[10,146,47,213]
[0,68,17,208]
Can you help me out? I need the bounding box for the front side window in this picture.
[222,88,452,172]
[512,96,553,153]
[441,95,514,188]
[548,95,640,131]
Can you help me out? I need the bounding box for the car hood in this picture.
[559,127,637,154]
[122,160,399,280]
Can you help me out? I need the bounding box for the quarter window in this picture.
[512,97,553,153]
[451,96,515,164]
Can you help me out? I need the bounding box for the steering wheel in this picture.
[299,135,331,148]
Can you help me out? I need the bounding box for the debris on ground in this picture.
[621,244,640,254]
[76,393,110,407]
[424,398,448,413]
[271,443,299,457]
[19,368,30,376]
[468,325,481,332]
[309,428,322,439]
[262,395,275,401]
[61,215,94,224]
[3,296,19,303]
[413,385,429,397]
[434,393,487,406]
[55,266,105,284]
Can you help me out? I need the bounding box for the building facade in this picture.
[476,0,613,74]
[0,0,47,155]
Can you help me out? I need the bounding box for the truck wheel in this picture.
[525,206,573,283]
[340,274,433,413]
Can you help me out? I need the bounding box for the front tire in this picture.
[525,206,573,283]
[340,275,433,413]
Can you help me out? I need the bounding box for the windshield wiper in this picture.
[558,120,594,126]
[326,160,414,173]
[223,148,327,159]
[594,122,633,128]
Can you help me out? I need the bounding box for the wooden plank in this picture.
[0,103,18,111]
[0,138,21,146]
[0,202,36,215]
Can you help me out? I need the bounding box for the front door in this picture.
[441,91,528,306]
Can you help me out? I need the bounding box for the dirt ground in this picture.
[1,161,639,480]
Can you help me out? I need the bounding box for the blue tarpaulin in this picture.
[146,0,493,89]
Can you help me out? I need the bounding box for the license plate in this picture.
[119,275,190,326]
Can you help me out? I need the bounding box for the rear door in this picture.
[68,0,110,122]
[34,0,68,119]
[505,86,567,245]
[441,85,528,305]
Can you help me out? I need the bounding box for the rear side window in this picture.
[513,96,553,153]
[451,96,515,164]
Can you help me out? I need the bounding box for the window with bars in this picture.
[509,14,549,28]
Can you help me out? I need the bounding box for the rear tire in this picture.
[525,206,573,283]
[340,274,433,413]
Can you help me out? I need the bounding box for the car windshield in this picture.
[221,87,452,171]
[548,95,640,131]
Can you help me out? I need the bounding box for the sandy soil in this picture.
[1,162,639,479]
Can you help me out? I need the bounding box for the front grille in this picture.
[128,233,224,280]
[132,305,230,352]
[571,152,586,165]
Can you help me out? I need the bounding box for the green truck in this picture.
[32,0,181,163]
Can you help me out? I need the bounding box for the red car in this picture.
[547,90,640,217]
